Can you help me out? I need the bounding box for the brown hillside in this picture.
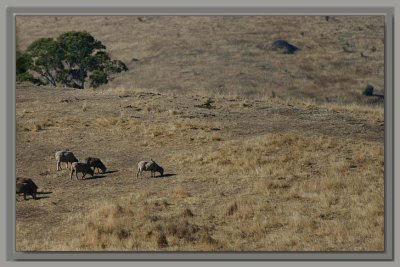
[15,15,384,251]
[16,15,384,103]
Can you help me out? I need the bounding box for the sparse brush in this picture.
[210,133,222,141]
[157,233,169,248]
[167,109,179,116]
[169,186,191,198]
[34,124,42,132]
[82,100,88,112]
[183,208,194,217]
[96,117,127,127]
[31,119,53,132]
[226,202,238,216]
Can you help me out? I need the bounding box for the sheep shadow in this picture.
[373,93,384,99]
[104,170,118,174]
[83,175,106,180]
[16,191,52,201]
[37,191,53,195]
[34,195,51,200]
[156,173,176,179]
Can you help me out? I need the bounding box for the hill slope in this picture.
[16,15,385,103]
[15,15,384,251]
[16,85,384,251]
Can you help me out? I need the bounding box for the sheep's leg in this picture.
[82,172,86,179]
[136,169,141,179]
[75,171,79,180]
[57,161,61,171]
[23,193,27,200]
[65,162,69,169]
[70,169,74,180]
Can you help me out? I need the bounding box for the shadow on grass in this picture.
[104,170,118,174]
[137,173,176,180]
[373,93,384,99]
[157,173,176,178]
[17,191,53,201]
[37,191,52,195]
[84,175,107,180]
[35,195,51,200]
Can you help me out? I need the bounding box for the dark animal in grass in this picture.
[16,177,38,200]
[84,157,107,174]
[272,40,299,54]
[137,159,164,178]
[70,162,94,180]
[55,150,78,170]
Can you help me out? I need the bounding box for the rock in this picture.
[272,40,299,54]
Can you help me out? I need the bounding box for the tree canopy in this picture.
[17,31,128,88]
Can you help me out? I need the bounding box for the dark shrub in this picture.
[272,40,299,54]
[362,84,374,96]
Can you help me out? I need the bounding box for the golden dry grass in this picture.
[15,85,383,251]
[15,15,384,252]
[16,15,384,104]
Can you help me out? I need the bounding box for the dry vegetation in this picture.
[15,15,384,252]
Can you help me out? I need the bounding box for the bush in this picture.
[362,84,374,96]
[16,72,43,86]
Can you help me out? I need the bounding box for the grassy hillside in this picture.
[16,15,384,102]
[15,16,384,251]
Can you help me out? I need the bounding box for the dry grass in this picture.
[15,15,384,252]
[16,16,384,104]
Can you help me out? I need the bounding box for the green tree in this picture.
[89,70,108,88]
[17,31,128,89]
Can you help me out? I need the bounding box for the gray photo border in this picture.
[5,6,394,261]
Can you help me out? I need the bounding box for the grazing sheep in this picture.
[137,159,164,178]
[55,150,78,171]
[70,162,94,180]
[84,157,107,174]
[16,177,38,200]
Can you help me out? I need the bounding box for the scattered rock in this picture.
[195,98,215,109]
[123,104,142,111]
[272,40,299,54]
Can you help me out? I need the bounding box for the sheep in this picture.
[84,157,107,174]
[70,162,94,180]
[16,177,38,200]
[55,150,78,171]
[137,159,164,178]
